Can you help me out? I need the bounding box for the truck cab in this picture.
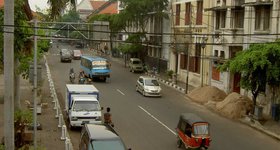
[66,84,102,129]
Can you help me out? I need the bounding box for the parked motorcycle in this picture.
[78,77,86,84]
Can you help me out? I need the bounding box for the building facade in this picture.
[170,0,211,89]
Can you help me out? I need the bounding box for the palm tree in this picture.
[48,0,76,19]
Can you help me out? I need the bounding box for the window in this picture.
[214,50,219,57]
[196,1,203,25]
[231,8,244,28]
[216,10,226,29]
[220,51,225,58]
[185,3,191,25]
[176,4,181,25]
[255,5,271,31]
[179,45,200,74]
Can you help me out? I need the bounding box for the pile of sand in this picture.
[187,86,227,104]
[216,92,253,119]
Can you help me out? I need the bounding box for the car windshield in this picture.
[193,123,209,135]
[62,49,71,55]
[92,61,110,69]
[74,50,81,55]
[73,101,100,111]
[91,139,126,150]
[144,79,159,86]
[132,60,141,64]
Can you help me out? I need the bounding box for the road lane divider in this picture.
[138,106,176,136]
[117,89,125,95]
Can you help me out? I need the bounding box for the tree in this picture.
[219,41,280,112]
[48,0,76,20]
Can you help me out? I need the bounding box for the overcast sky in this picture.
[28,0,82,11]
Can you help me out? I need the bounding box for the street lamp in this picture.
[201,37,207,87]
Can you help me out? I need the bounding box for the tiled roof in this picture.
[90,0,107,10]
[98,1,117,14]
[0,0,4,8]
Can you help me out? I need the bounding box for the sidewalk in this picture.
[109,55,280,141]
[0,59,66,149]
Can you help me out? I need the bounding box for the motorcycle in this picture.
[69,72,75,83]
[78,77,86,84]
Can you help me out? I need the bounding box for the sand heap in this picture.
[187,86,227,104]
[216,92,253,119]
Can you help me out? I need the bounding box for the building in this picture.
[170,0,211,90]
[206,0,280,115]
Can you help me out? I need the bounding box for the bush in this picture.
[166,70,174,78]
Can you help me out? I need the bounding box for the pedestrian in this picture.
[104,107,114,127]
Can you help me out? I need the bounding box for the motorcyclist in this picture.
[69,68,75,83]
[78,71,86,84]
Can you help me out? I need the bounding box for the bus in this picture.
[80,55,111,82]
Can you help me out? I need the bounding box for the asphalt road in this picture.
[47,41,280,150]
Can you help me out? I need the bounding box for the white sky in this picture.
[28,0,82,12]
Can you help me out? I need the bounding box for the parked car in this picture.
[60,48,72,62]
[128,58,144,73]
[79,124,131,150]
[136,76,162,97]
[72,50,82,60]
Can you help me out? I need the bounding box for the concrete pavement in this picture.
[108,55,280,141]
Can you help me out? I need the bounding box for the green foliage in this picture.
[166,70,174,78]
[15,110,33,124]
[219,41,280,105]
[118,34,144,54]
[0,144,4,150]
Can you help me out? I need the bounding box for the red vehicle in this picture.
[176,113,211,150]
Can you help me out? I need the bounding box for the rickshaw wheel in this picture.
[176,139,182,148]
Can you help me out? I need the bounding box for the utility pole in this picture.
[33,18,38,149]
[185,4,192,94]
[4,0,15,149]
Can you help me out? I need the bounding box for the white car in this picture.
[136,76,162,97]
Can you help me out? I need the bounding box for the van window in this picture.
[132,60,141,64]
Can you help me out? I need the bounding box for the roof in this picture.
[87,1,118,20]
[0,0,3,8]
[180,113,206,125]
[81,55,107,61]
[90,0,107,10]
[66,84,99,93]
[85,124,119,140]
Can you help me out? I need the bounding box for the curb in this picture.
[146,73,186,93]
[44,55,74,149]
[239,117,280,141]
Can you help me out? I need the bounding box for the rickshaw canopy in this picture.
[179,113,207,125]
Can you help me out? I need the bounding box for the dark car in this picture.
[60,49,72,62]
[79,124,131,150]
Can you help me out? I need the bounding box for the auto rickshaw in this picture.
[176,113,211,150]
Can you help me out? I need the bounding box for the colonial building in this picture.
[206,0,280,115]
[170,0,211,90]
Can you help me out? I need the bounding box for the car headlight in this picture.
[71,117,78,121]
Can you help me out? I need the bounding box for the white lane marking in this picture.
[138,106,177,136]
[117,89,125,95]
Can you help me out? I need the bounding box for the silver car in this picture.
[136,76,162,97]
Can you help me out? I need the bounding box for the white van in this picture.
[129,58,144,73]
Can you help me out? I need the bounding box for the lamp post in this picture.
[201,38,207,87]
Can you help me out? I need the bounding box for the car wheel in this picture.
[177,138,182,148]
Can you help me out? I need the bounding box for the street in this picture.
[46,42,280,150]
